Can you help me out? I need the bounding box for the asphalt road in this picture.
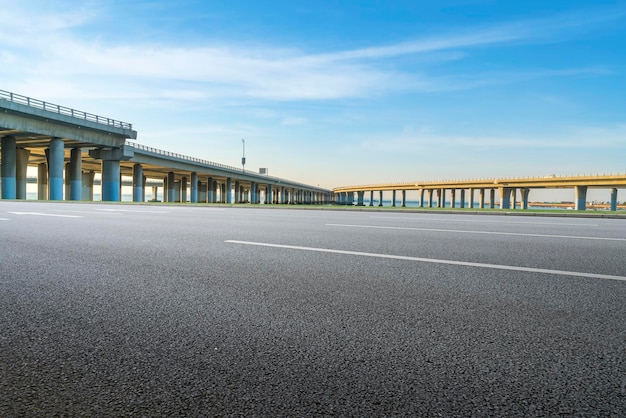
[1,201,625,417]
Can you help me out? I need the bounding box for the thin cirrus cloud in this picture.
[2,3,624,103]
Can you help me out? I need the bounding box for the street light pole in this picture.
[241,138,246,172]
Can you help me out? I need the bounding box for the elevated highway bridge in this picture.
[334,175,626,211]
[0,89,332,204]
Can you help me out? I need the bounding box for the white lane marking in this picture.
[96,208,168,214]
[370,216,597,227]
[8,212,82,218]
[225,240,626,282]
[52,210,122,215]
[327,223,626,242]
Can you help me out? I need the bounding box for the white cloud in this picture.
[2,2,623,103]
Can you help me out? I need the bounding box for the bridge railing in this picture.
[126,141,330,191]
[0,89,133,130]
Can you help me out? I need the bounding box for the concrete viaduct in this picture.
[334,175,626,211]
[0,90,332,204]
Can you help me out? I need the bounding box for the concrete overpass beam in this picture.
[575,186,587,211]
[69,148,82,201]
[1,135,17,199]
[48,138,65,201]
[133,164,143,202]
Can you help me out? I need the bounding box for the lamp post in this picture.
[241,138,246,172]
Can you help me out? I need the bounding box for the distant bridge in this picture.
[0,89,332,204]
[333,175,626,211]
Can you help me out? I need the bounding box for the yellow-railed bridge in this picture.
[333,174,626,211]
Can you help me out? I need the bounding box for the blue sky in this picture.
[1,0,625,195]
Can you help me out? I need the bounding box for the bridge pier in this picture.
[38,163,48,200]
[82,171,94,201]
[450,189,456,208]
[610,188,618,211]
[48,138,65,201]
[191,173,198,203]
[490,189,495,209]
[69,148,82,201]
[1,135,17,199]
[499,187,512,209]
[575,186,587,211]
[469,188,474,209]
[402,190,406,207]
[521,188,530,209]
[133,164,143,202]
[15,147,30,200]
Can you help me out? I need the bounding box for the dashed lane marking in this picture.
[326,223,626,242]
[8,212,82,218]
[225,240,626,282]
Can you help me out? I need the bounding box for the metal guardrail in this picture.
[0,89,133,130]
[126,142,329,191]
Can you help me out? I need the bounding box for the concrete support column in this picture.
[167,172,176,203]
[234,181,240,203]
[15,148,30,200]
[499,187,512,209]
[436,189,443,208]
[520,188,530,210]
[82,171,94,201]
[369,190,374,206]
[280,187,286,204]
[510,188,517,210]
[402,190,406,207]
[132,164,143,202]
[479,189,485,209]
[391,190,397,207]
[610,188,618,211]
[427,190,433,208]
[267,184,273,205]
[226,178,232,203]
[378,190,383,207]
[142,176,147,202]
[419,189,425,207]
[251,182,257,204]
[102,160,121,201]
[69,148,82,201]
[48,138,64,201]
[207,178,214,203]
[459,189,466,209]
[181,177,188,202]
[450,189,456,208]
[357,191,365,206]
[468,188,474,209]
[38,163,48,200]
[489,189,495,209]
[190,172,198,203]
[65,165,71,200]
[575,186,587,211]
[1,135,17,199]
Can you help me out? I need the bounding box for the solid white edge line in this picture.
[369,216,597,227]
[224,240,626,282]
[326,223,626,242]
